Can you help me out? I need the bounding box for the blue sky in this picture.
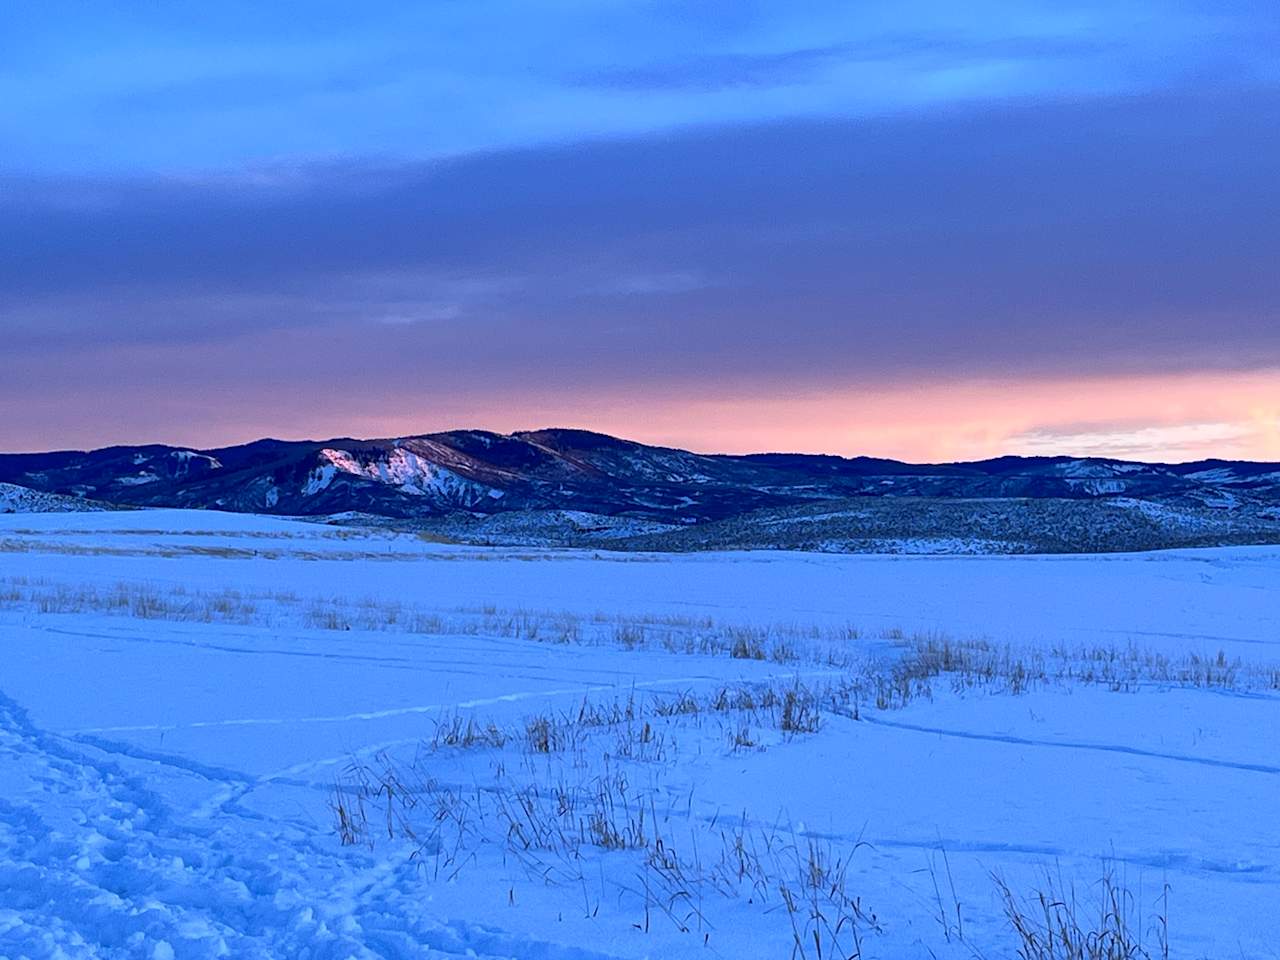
[2,1,1278,458]
[5,1,1274,173]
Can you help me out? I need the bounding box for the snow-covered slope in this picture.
[0,481,113,514]
[301,445,501,506]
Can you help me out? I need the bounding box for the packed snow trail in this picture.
[0,686,639,960]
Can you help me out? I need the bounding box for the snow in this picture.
[318,447,362,474]
[1184,467,1280,485]
[310,447,498,504]
[0,482,112,514]
[302,464,338,495]
[1114,496,1195,517]
[1054,461,1159,480]
[0,510,1277,958]
[0,509,316,534]
[172,450,222,469]
[1064,477,1126,494]
[821,535,1024,553]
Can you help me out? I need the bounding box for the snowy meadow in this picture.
[1,510,1277,959]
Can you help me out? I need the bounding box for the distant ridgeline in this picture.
[2,430,1278,552]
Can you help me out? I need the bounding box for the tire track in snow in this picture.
[859,715,1280,775]
[72,667,841,736]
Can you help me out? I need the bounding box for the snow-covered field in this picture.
[1,510,1277,959]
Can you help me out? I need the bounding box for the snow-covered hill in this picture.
[0,481,114,514]
[1,431,1278,552]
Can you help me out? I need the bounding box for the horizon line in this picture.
[4,427,1276,468]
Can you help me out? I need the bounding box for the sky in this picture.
[2,1,1278,462]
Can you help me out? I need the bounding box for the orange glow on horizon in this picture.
[6,356,1278,464]
[306,368,1280,464]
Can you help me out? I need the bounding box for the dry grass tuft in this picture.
[994,865,1169,960]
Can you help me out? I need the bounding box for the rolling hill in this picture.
[1,429,1277,551]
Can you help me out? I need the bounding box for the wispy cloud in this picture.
[1008,421,1261,461]
[569,33,1114,92]
[3,2,1275,172]
[3,91,1276,385]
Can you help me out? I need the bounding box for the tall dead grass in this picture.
[994,865,1169,960]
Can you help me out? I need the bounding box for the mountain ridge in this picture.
[1,429,1277,550]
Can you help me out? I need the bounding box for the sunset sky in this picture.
[3,1,1277,461]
